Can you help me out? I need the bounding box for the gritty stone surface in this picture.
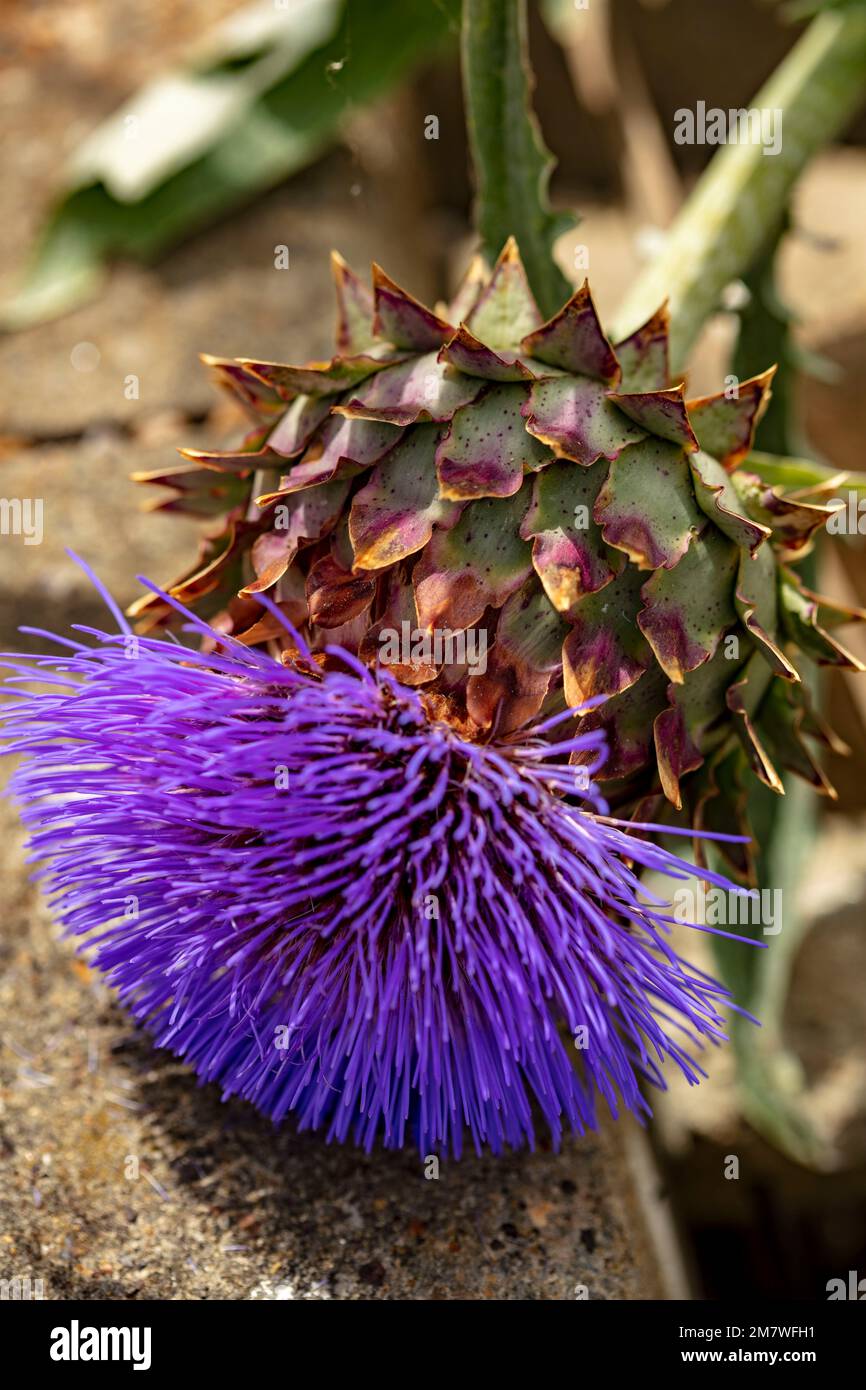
[0,0,438,435]
[0,431,203,649]
[0,146,437,437]
[0,0,244,289]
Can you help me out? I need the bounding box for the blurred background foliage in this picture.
[2,0,461,328]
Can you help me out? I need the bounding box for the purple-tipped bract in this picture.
[1,575,753,1155]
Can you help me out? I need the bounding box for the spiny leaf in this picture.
[335,353,482,426]
[520,282,619,382]
[348,427,459,570]
[461,0,575,319]
[595,437,705,570]
[520,458,622,612]
[687,369,776,467]
[638,530,739,683]
[523,377,645,467]
[435,384,549,500]
[612,306,670,392]
[413,488,532,632]
[562,567,652,706]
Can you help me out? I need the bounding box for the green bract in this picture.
[136,239,863,875]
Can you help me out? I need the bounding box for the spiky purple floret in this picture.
[1,572,755,1156]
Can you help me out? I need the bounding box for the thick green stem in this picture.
[461,0,574,316]
[612,8,866,371]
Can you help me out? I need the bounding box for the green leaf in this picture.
[709,766,825,1166]
[745,451,866,497]
[461,0,575,318]
[707,216,828,1164]
[732,233,797,456]
[2,0,460,329]
[612,7,866,370]
[782,0,866,19]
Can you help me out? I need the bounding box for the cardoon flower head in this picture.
[138,240,860,830]
[1,561,756,1156]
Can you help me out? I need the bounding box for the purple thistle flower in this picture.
[1,562,757,1156]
